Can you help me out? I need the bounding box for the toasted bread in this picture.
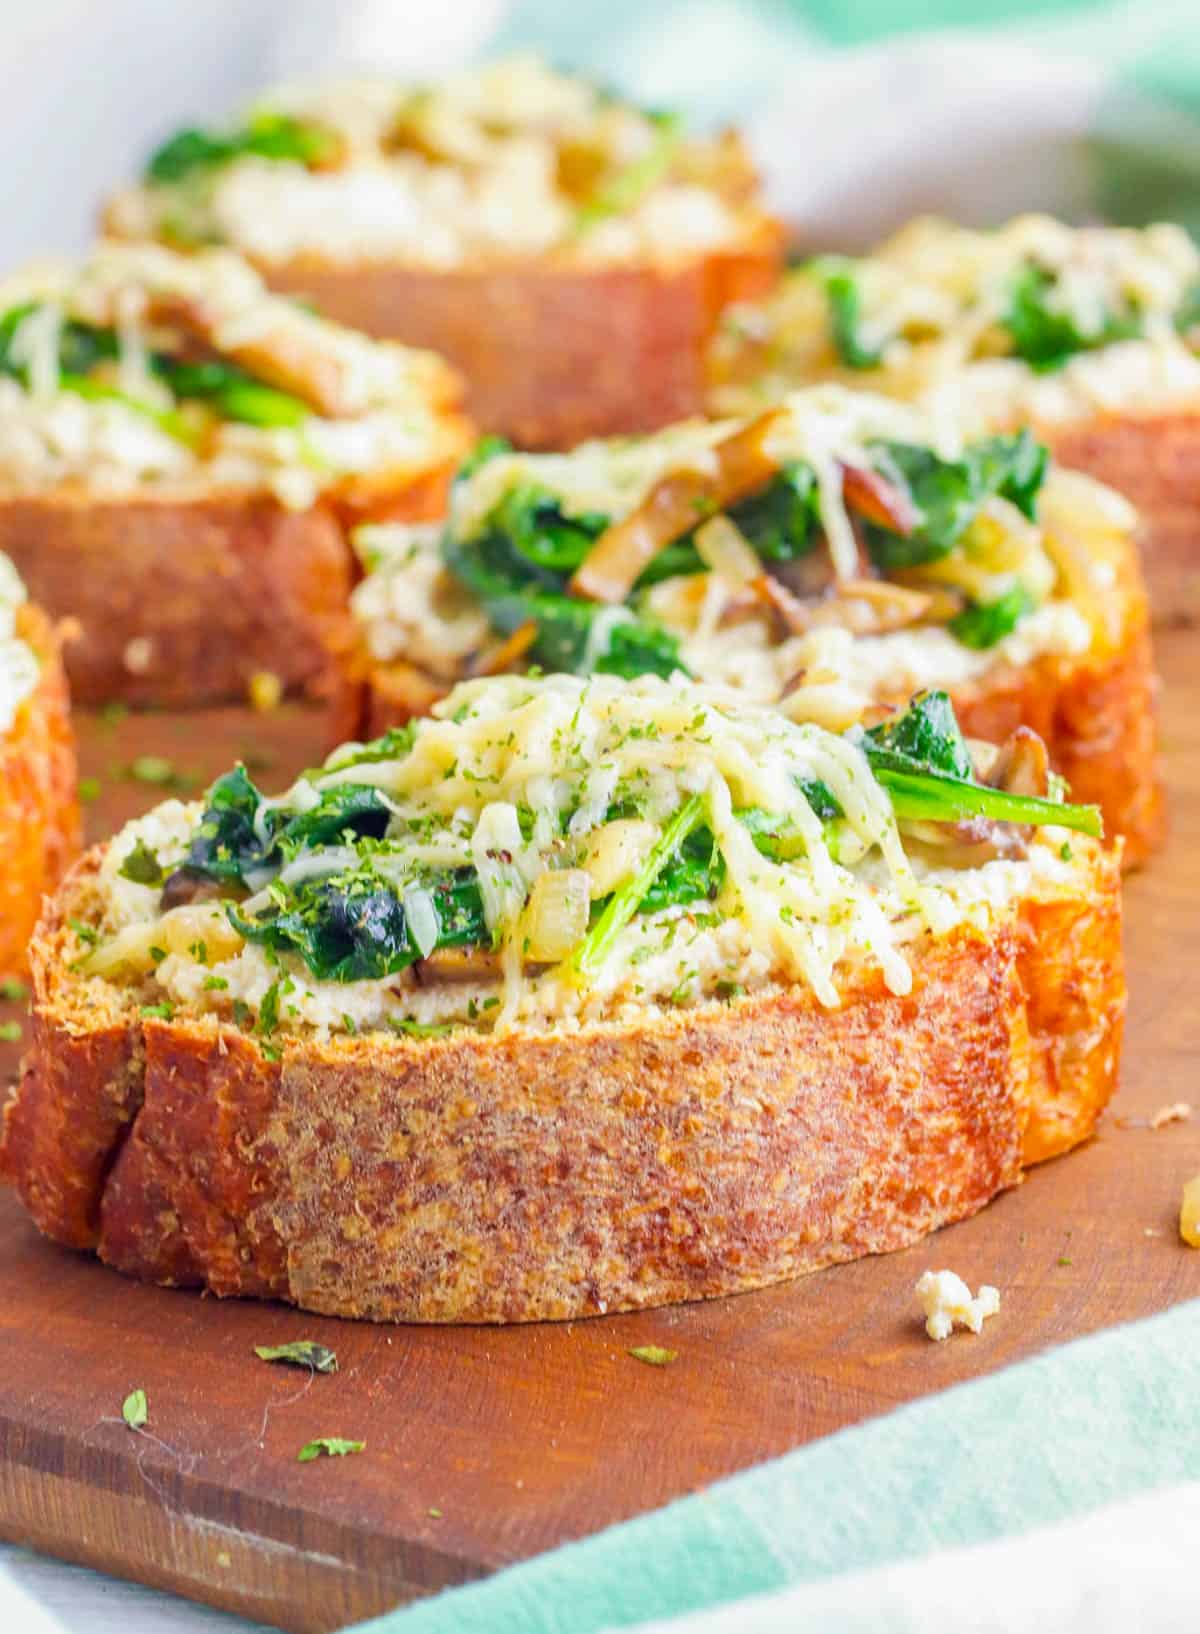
[0,477,453,709]
[1044,413,1200,624]
[259,232,783,450]
[1,835,1122,1322]
[0,603,80,981]
[338,400,1164,866]
[0,242,471,705]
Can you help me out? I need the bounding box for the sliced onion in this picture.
[403,886,441,959]
[522,869,591,962]
[582,819,658,899]
[278,845,360,887]
[694,515,760,589]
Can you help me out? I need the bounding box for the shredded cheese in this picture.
[106,56,760,271]
[0,553,38,734]
[80,673,1089,1041]
[0,242,461,502]
[711,214,1200,428]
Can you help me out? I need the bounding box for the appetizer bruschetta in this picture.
[708,215,1200,619]
[0,554,79,982]
[0,241,469,706]
[106,56,783,448]
[2,675,1121,1321]
[341,389,1162,864]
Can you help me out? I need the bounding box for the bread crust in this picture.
[1,839,1123,1322]
[0,473,455,708]
[0,604,80,981]
[258,229,784,450]
[1044,412,1200,625]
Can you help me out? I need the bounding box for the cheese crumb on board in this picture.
[915,1269,1001,1341]
[1180,1177,1200,1247]
[1150,1102,1192,1130]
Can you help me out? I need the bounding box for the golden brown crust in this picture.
[0,604,80,981]
[258,227,784,449]
[0,473,456,708]
[1,839,1124,1322]
[1043,412,1200,626]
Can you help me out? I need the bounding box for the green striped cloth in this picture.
[363,1298,1200,1632]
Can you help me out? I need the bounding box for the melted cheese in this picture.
[0,242,460,501]
[713,215,1200,426]
[0,553,38,735]
[106,56,755,270]
[82,673,1088,1040]
[355,389,1128,704]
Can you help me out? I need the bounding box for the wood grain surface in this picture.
[0,634,1197,1634]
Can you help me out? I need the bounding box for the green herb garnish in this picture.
[297,1437,364,1463]
[628,1345,678,1367]
[119,838,166,887]
[122,1389,148,1429]
[254,1341,338,1374]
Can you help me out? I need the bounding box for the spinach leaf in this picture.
[488,483,609,575]
[638,824,723,912]
[230,868,487,982]
[860,691,1102,835]
[146,114,338,184]
[454,434,512,485]
[181,766,392,888]
[156,357,310,428]
[444,529,685,680]
[813,256,883,370]
[726,462,819,562]
[949,584,1033,649]
[1176,280,1200,338]
[1003,261,1142,372]
[863,689,974,780]
[863,430,1047,570]
[0,306,120,381]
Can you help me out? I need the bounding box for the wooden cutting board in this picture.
[1,633,1198,1634]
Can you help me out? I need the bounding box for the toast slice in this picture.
[339,395,1164,865]
[1,674,1122,1322]
[0,594,80,982]
[103,57,783,449]
[706,215,1200,621]
[0,243,470,706]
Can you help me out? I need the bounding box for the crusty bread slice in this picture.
[336,529,1162,869]
[259,229,783,450]
[0,468,457,709]
[1,836,1123,1322]
[1043,412,1200,626]
[0,604,80,981]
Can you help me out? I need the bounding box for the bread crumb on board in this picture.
[1180,1176,1200,1248]
[915,1270,1001,1342]
[1150,1101,1193,1129]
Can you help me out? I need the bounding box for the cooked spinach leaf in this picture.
[726,462,819,562]
[813,256,883,369]
[1003,261,1142,371]
[949,584,1034,649]
[443,528,685,680]
[863,689,974,780]
[181,766,392,888]
[146,113,339,184]
[864,430,1047,570]
[230,866,487,981]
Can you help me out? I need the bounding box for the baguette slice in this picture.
[259,232,783,451]
[0,475,452,709]
[0,243,471,706]
[2,834,1121,1324]
[0,603,80,981]
[103,57,783,449]
[338,405,1164,867]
